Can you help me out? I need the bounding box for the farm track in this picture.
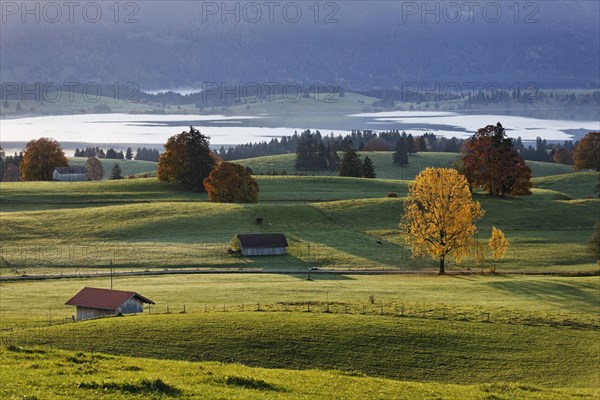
[1,267,598,281]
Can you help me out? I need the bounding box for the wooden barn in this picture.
[237,233,289,256]
[53,166,87,181]
[65,287,155,321]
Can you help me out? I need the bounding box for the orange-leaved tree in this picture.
[463,123,532,196]
[552,148,572,165]
[401,168,484,274]
[203,162,259,203]
[20,138,68,181]
[573,132,600,171]
[157,126,216,191]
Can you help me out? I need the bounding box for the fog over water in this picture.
[1,112,598,154]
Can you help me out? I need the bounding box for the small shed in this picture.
[65,287,155,321]
[53,166,87,181]
[237,233,289,256]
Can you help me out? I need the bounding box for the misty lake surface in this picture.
[1,112,598,149]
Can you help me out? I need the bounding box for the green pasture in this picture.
[3,346,595,400]
[0,164,597,273]
[68,157,158,180]
[238,152,575,180]
[1,274,598,327]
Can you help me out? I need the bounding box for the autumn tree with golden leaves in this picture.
[488,226,509,273]
[20,138,68,181]
[203,162,259,203]
[401,168,484,274]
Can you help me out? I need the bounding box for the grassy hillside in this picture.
[2,274,598,327]
[1,170,597,272]
[68,157,158,180]
[7,311,598,388]
[1,160,598,399]
[3,346,595,400]
[237,152,574,179]
[0,95,155,117]
[533,171,599,199]
[228,92,381,114]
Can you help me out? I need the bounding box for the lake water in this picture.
[1,112,598,154]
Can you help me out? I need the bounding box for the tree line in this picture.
[73,146,159,162]
[74,147,125,160]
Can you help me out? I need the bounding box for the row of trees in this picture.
[73,146,160,162]
[74,147,125,160]
[135,147,161,162]
[223,129,468,161]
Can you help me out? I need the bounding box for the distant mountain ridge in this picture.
[1,1,598,90]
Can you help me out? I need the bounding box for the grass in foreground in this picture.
[3,345,595,400]
[5,311,598,388]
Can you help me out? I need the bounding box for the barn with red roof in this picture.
[65,287,155,321]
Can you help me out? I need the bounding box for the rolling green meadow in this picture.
[1,151,599,399]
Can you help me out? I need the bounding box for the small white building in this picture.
[65,287,155,321]
[53,166,88,181]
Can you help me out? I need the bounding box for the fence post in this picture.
[183,304,186,313]
[401,305,404,317]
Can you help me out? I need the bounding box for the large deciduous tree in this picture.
[19,138,68,181]
[203,162,259,203]
[462,123,532,196]
[157,126,216,191]
[552,148,573,165]
[401,168,484,274]
[573,132,600,171]
[86,157,104,181]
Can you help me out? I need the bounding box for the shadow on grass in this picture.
[288,274,356,281]
[486,279,600,313]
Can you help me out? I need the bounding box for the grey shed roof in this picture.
[55,166,87,174]
[237,233,288,249]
